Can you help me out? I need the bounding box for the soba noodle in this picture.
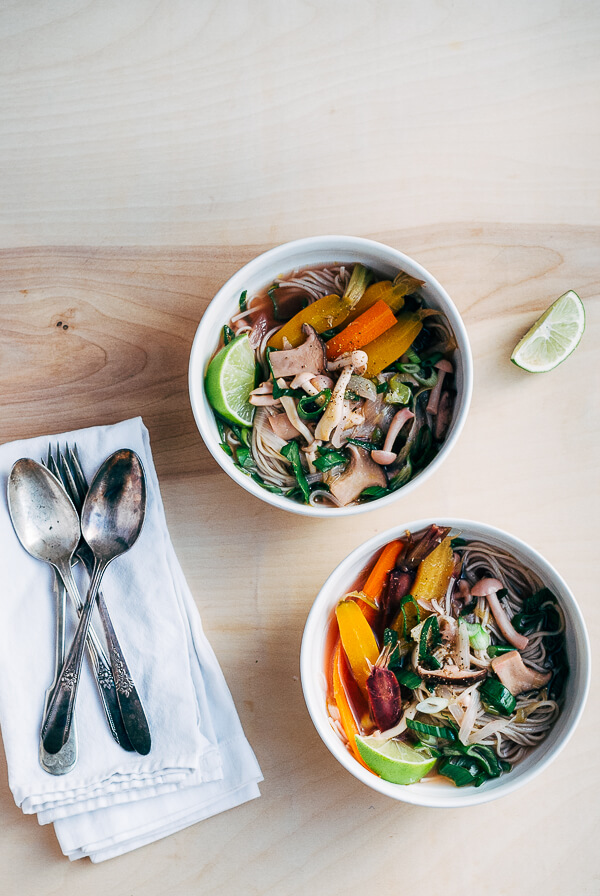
[209,263,459,507]
[326,527,568,785]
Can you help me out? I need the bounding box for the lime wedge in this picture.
[355,734,436,785]
[205,334,256,426]
[511,290,585,373]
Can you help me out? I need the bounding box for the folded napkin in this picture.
[0,418,262,861]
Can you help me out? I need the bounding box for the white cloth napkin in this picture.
[0,418,262,861]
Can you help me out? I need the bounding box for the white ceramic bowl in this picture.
[189,236,473,517]
[300,518,590,807]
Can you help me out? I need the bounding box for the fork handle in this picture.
[87,640,134,751]
[97,592,151,755]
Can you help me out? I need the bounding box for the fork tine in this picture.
[69,443,90,493]
[59,447,85,511]
[47,452,61,481]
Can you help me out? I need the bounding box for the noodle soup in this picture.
[323,525,568,787]
[206,262,459,508]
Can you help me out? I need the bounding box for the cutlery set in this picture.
[7,446,151,775]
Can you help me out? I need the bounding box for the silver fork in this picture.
[44,448,134,753]
[54,444,151,756]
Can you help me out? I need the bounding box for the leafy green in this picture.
[268,284,284,321]
[419,615,441,660]
[460,597,478,617]
[436,742,511,787]
[235,446,254,470]
[394,668,423,689]
[239,290,248,312]
[406,718,456,741]
[223,324,235,345]
[479,677,516,716]
[280,440,310,503]
[313,450,347,472]
[397,595,420,639]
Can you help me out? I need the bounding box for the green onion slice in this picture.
[297,389,331,420]
[487,644,514,658]
[466,622,491,651]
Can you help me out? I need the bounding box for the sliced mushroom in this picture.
[434,390,453,440]
[268,413,300,440]
[269,324,327,379]
[471,578,529,651]
[325,445,386,506]
[426,359,453,415]
[491,651,552,695]
[371,408,414,465]
[314,365,353,441]
[327,350,368,375]
[416,664,488,686]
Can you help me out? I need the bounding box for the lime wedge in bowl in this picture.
[511,290,585,373]
[205,333,256,426]
[355,735,436,785]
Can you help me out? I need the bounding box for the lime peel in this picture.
[355,734,436,785]
[510,290,585,373]
[204,333,256,426]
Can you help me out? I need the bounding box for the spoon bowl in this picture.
[7,459,80,567]
[81,450,146,563]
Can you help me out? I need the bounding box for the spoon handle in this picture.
[74,540,148,752]
[97,592,152,755]
[61,570,134,751]
[39,573,78,774]
[41,563,103,754]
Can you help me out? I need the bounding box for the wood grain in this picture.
[0,225,598,894]
[0,1,599,247]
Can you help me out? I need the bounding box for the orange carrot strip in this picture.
[332,643,370,769]
[363,539,404,602]
[326,299,397,360]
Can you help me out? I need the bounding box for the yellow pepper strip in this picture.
[332,644,371,769]
[267,264,371,350]
[267,294,349,349]
[411,536,454,604]
[343,270,425,325]
[363,312,423,377]
[335,599,380,697]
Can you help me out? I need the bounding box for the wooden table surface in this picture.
[1,3,598,895]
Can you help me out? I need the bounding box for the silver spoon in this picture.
[7,459,80,773]
[41,449,150,755]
